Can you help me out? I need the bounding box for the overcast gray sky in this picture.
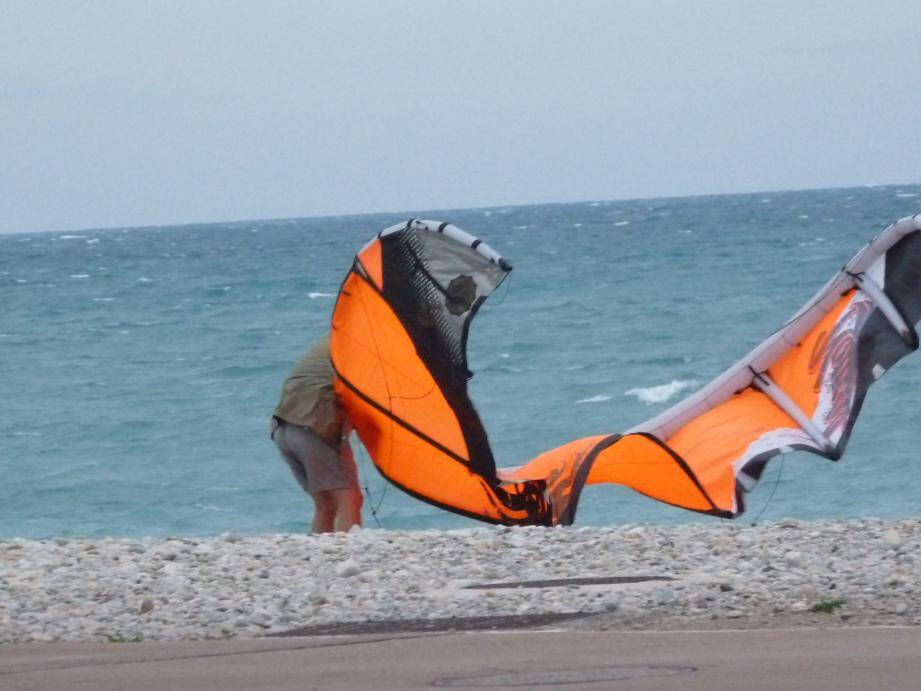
[2,1,919,234]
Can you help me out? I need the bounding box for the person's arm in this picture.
[338,417,354,461]
[331,373,353,458]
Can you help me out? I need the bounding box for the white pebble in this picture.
[2,518,920,643]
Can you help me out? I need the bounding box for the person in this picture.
[271,336,363,533]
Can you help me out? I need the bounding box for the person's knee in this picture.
[350,487,363,507]
[338,488,363,511]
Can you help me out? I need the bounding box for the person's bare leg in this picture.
[310,491,336,533]
[332,488,363,532]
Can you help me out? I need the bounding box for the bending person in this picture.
[271,336,362,533]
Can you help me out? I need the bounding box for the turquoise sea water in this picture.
[2,185,921,539]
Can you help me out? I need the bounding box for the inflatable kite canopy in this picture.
[330,215,921,526]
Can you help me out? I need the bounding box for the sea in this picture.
[2,184,920,539]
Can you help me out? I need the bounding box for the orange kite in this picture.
[330,216,921,525]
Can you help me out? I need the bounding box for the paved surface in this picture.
[3,627,921,690]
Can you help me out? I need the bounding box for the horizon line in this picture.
[4,179,918,238]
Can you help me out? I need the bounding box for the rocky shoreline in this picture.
[2,518,919,644]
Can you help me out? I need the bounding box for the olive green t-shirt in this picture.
[273,338,342,444]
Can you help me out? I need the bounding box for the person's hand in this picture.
[339,437,354,463]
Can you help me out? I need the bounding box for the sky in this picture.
[2,1,920,234]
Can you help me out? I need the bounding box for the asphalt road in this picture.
[3,627,920,690]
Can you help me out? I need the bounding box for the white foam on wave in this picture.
[138,277,153,283]
[194,503,229,512]
[308,292,334,299]
[69,274,90,279]
[575,394,612,404]
[57,235,84,240]
[625,379,698,405]
[613,221,630,226]
[896,192,917,198]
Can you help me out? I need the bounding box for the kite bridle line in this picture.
[355,443,383,529]
[749,452,786,527]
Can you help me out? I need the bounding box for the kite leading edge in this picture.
[330,215,921,526]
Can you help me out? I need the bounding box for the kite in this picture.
[329,215,921,525]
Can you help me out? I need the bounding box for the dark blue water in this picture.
[2,184,920,538]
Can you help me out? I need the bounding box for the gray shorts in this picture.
[273,420,359,494]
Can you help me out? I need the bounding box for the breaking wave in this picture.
[625,379,698,405]
[575,394,612,404]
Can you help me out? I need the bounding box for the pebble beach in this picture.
[2,518,919,644]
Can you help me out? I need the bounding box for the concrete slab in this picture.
[3,627,921,690]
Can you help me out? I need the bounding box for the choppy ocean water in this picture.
[2,184,920,539]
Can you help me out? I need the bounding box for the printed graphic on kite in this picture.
[329,215,921,525]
